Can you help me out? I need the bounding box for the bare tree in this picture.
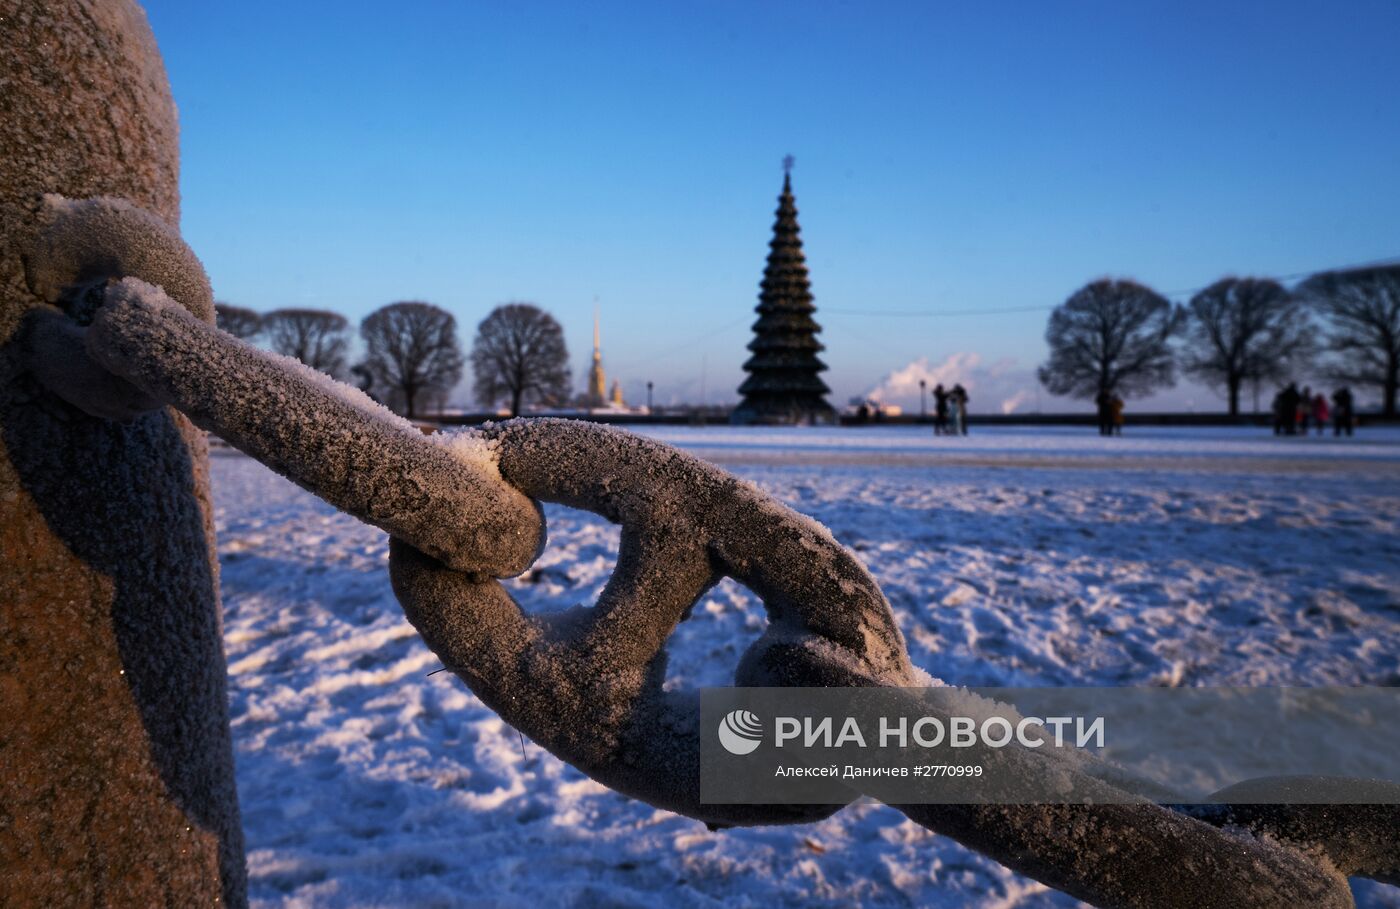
[1298,265,1400,416]
[359,301,465,419]
[214,302,262,340]
[471,302,571,417]
[1182,278,1314,416]
[1038,278,1184,401]
[263,308,350,377]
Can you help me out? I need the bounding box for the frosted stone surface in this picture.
[0,4,242,905]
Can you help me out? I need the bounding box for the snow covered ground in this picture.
[212,425,1400,908]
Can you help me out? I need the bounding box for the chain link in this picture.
[25,195,1397,909]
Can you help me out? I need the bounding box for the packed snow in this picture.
[211,425,1400,908]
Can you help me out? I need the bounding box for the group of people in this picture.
[1272,384,1355,437]
[1094,390,1126,437]
[932,383,970,436]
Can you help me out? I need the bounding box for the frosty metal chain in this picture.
[387,419,1388,909]
[21,196,543,579]
[22,196,1396,909]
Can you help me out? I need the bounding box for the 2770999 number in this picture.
[913,765,984,778]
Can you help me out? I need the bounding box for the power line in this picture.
[820,253,1400,319]
[602,252,1400,382]
[608,314,750,373]
[1157,255,1400,298]
[824,303,1053,318]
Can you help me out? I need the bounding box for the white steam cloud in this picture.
[863,353,1037,415]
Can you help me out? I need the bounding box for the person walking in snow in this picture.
[1332,386,1355,437]
[933,383,949,436]
[1297,385,1312,435]
[1110,394,1125,436]
[1095,389,1114,436]
[950,384,969,435]
[1280,383,1301,435]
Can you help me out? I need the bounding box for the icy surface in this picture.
[434,428,504,480]
[212,426,1400,908]
[636,424,1400,467]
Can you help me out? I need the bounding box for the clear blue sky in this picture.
[142,0,1400,412]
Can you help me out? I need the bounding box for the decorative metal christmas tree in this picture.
[731,158,836,425]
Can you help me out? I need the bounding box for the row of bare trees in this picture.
[214,301,572,418]
[1038,265,1400,416]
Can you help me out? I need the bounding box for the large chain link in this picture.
[23,195,1397,908]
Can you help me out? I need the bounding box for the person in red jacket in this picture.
[1312,392,1330,437]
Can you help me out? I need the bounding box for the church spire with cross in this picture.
[586,303,607,408]
[731,157,836,425]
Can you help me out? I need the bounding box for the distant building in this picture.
[731,161,836,425]
[585,308,606,408]
[580,310,635,412]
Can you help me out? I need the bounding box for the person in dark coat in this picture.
[933,383,949,436]
[1271,388,1287,435]
[1280,383,1300,435]
[1333,386,1354,437]
[951,384,970,435]
[1095,389,1113,436]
